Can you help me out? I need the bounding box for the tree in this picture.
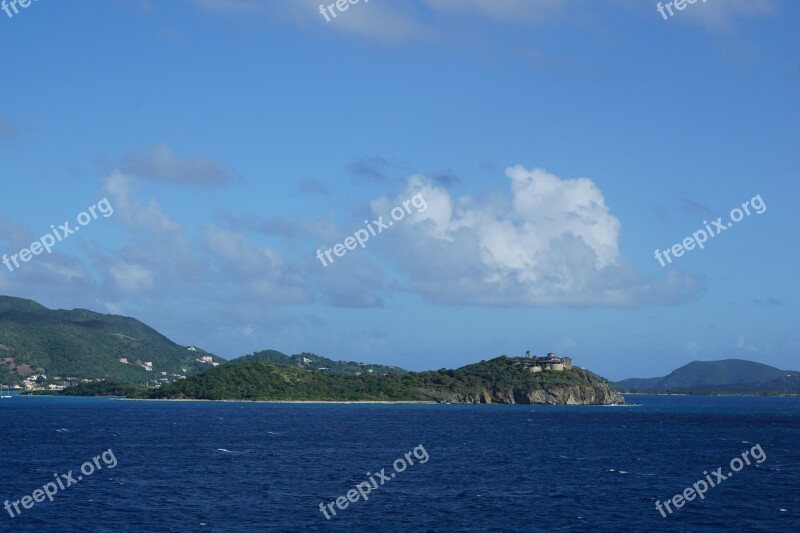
[526,350,531,358]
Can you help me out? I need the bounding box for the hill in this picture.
[0,295,223,387]
[235,349,406,376]
[61,356,624,405]
[617,359,800,395]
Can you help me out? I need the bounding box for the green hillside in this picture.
[63,355,624,405]
[0,295,223,386]
[236,349,406,376]
[617,359,800,394]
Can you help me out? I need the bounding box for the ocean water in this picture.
[1,394,798,532]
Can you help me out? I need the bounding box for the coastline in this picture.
[121,398,438,404]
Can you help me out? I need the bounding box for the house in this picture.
[119,358,128,364]
[511,351,574,372]
[536,353,564,371]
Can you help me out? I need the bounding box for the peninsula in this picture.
[46,353,624,405]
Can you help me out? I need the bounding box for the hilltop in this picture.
[235,349,405,376]
[0,295,223,388]
[616,359,800,395]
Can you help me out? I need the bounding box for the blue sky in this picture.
[1,0,797,380]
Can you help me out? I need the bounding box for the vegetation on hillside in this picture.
[0,296,221,385]
[237,349,405,376]
[45,356,618,402]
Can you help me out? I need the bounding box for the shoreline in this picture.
[121,398,437,404]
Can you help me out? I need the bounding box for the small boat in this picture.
[1,386,12,399]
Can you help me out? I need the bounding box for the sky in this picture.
[0,0,798,380]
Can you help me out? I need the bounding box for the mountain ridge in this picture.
[0,295,222,387]
[617,359,800,394]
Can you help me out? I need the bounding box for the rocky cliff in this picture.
[433,384,623,405]
[427,367,625,405]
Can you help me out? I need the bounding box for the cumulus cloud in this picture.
[371,166,704,307]
[201,225,311,304]
[121,144,235,186]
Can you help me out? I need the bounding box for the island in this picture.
[40,352,625,405]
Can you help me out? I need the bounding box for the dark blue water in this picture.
[1,394,798,532]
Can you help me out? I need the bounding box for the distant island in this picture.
[616,359,800,396]
[39,352,624,405]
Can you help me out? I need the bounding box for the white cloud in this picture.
[371,166,704,306]
[735,336,761,353]
[110,262,154,293]
[201,224,311,303]
[104,171,184,234]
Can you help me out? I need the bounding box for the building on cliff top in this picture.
[512,352,573,372]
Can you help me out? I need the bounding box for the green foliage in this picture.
[0,295,221,385]
[141,356,613,402]
[58,380,145,397]
[238,350,405,376]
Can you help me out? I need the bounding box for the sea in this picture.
[0,394,798,532]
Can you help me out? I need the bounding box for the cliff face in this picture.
[435,384,624,405]
[428,368,625,405]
